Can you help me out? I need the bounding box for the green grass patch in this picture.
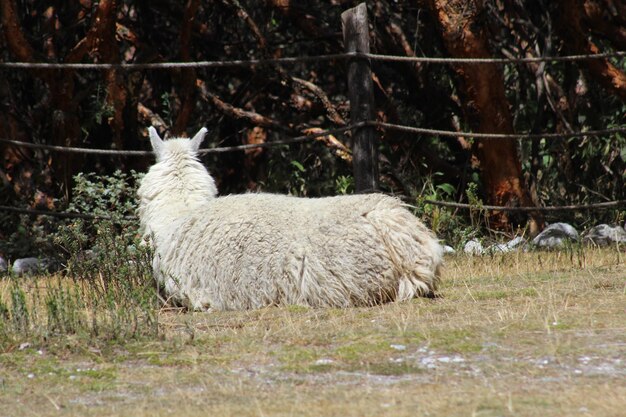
[429,328,483,353]
[472,290,510,300]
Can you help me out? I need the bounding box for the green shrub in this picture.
[0,170,158,349]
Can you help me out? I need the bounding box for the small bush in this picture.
[0,171,158,349]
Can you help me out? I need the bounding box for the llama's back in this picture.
[157,192,442,310]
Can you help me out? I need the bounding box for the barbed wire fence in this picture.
[1,42,625,220]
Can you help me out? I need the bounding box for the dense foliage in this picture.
[0,0,624,258]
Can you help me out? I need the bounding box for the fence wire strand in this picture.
[1,50,625,218]
[0,125,362,156]
[373,121,626,139]
[1,122,625,156]
[2,198,623,222]
[0,51,624,70]
[0,205,136,220]
[421,199,626,212]
[365,51,626,64]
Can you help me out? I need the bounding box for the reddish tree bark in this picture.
[556,0,626,101]
[429,0,542,232]
[99,2,127,150]
[1,0,74,198]
[0,1,38,62]
[1,0,121,198]
[581,0,626,50]
[173,0,200,135]
[0,2,39,204]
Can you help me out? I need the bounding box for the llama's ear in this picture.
[190,127,208,152]
[148,126,164,157]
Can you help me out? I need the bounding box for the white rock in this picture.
[487,236,526,254]
[315,358,334,365]
[437,355,465,363]
[420,356,437,369]
[463,239,484,255]
[532,223,578,249]
[505,236,525,249]
[442,245,456,254]
[583,224,626,246]
[390,344,406,351]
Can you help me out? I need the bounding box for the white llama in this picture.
[138,126,443,310]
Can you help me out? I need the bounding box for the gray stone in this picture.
[583,224,626,246]
[11,257,51,276]
[506,236,525,249]
[464,239,484,255]
[0,256,7,273]
[532,223,579,249]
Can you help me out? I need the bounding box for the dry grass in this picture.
[1,248,625,417]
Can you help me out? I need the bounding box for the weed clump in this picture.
[0,172,158,349]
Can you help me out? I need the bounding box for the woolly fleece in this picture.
[138,127,443,310]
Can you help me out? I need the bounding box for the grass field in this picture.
[1,248,625,417]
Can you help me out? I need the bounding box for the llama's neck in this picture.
[138,153,217,238]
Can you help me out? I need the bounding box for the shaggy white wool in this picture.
[138,127,444,311]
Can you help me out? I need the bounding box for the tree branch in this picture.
[292,77,346,125]
[138,103,169,135]
[223,0,267,49]
[197,80,352,162]
[197,80,294,133]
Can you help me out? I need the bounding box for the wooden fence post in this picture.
[341,2,379,193]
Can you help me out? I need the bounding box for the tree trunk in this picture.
[1,0,122,199]
[173,0,200,135]
[429,0,542,233]
[556,0,626,101]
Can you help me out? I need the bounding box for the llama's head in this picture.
[149,126,208,162]
[138,126,218,233]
